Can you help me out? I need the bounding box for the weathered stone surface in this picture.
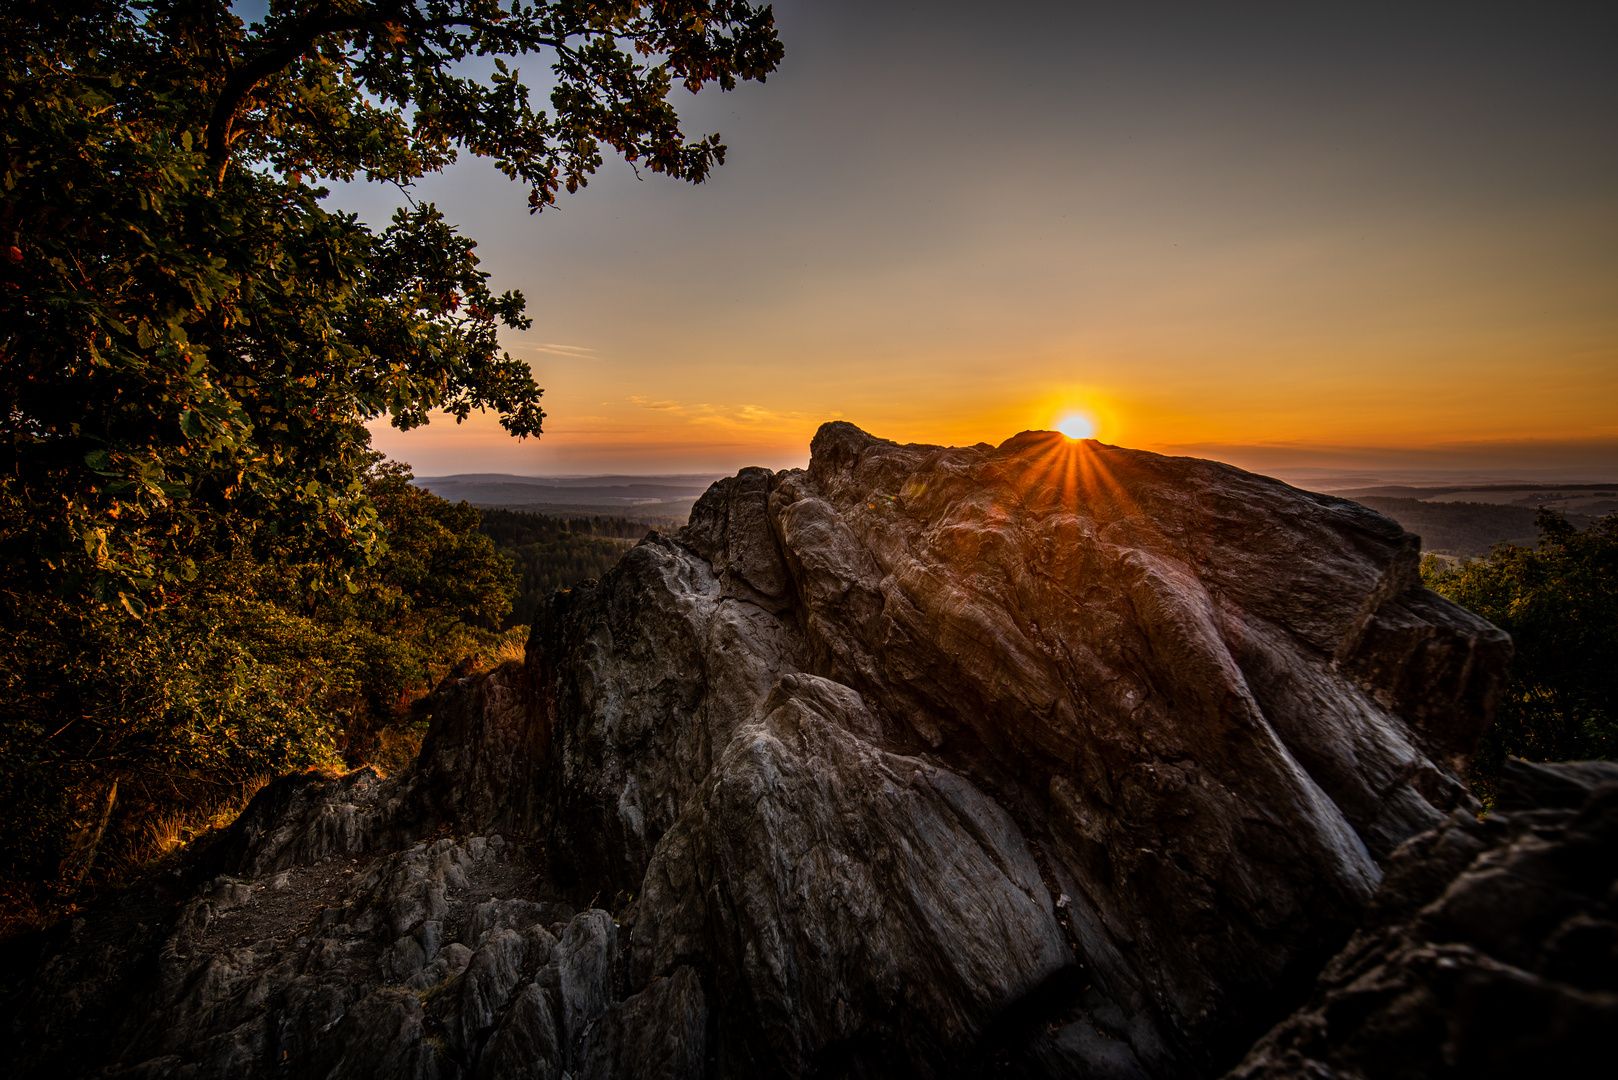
[634,673,1069,1077]
[577,965,709,1080]
[557,907,619,1062]
[1225,759,1618,1080]
[477,983,563,1080]
[660,424,1501,1074]
[530,533,806,898]
[3,423,1514,1078]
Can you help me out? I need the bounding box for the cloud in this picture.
[666,402,818,433]
[509,340,598,358]
[628,395,685,411]
[617,396,820,435]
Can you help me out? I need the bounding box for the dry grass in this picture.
[0,773,280,942]
[218,775,272,825]
[369,722,429,776]
[145,810,189,857]
[134,774,275,864]
[490,627,528,666]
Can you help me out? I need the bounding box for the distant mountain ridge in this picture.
[416,472,725,490]
[413,472,728,521]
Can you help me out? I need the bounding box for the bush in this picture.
[0,459,519,915]
[1422,509,1618,803]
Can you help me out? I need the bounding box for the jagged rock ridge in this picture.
[4,424,1512,1079]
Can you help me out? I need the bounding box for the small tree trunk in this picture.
[56,778,118,892]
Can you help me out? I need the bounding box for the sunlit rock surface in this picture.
[3,424,1512,1078]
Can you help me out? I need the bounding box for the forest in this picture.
[475,508,650,627]
[0,462,530,926]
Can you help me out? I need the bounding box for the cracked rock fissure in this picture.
[4,424,1523,1079]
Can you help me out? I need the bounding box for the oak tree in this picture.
[0,0,780,901]
[1,0,781,607]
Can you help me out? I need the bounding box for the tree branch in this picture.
[205,2,566,185]
[206,3,404,183]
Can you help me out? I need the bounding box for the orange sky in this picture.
[360,1,1618,478]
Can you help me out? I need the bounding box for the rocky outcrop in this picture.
[2,424,1512,1078]
[632,672,1071,1077]
[1226,757,1618,1079]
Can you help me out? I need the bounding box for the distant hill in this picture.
[1316,481,1614,557]
[1331,483,1618,516]
[414,472,724,522]
[1348,496,1597,557]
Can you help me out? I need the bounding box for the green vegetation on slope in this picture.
[0,461,521,921]
[1422,510,1618,803]
[0,0,779,929]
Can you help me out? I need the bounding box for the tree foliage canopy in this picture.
[1422,509,1618,801]
[1,0,780,607]
[476,506,644,625]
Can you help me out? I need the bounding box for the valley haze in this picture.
[416,457,1617,558]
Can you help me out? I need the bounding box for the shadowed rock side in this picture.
[1225,758,1618,1080]
[2,424,1510,1079]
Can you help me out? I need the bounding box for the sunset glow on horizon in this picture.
[356,1,1616,481]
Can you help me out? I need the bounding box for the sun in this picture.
[1055,413,1095,440]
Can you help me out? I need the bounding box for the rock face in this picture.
[2,424,1512,1079]
[1226,758,1618,1079]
